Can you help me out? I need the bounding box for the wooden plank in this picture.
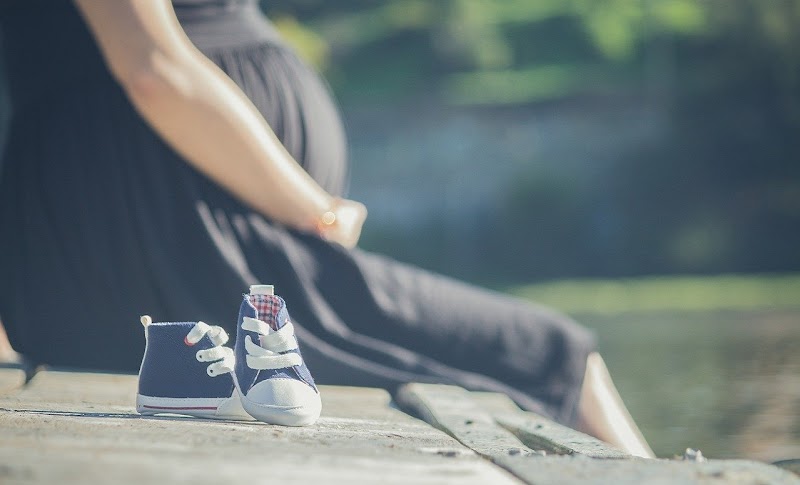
[494,454,800,485]
[1,370,402,417]
[0,371,521,485]
[0,366,25,395]
[774,459,800,477]
[497,412,630,459]
[397,383,555,485]
[397,384,799,485]
[471,391,526,415]
[0,370,139,413]
[396,383,542,458]
[0,410,520,485]
[472,390,629,459]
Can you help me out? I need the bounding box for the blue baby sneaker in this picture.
[136,316,251,420]
[234,285,321,426]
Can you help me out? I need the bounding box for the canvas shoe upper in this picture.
[234,285,321,426]
[136,316,251,420]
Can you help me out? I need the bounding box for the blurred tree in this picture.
[257,0,800,281]
[9,1,794,281]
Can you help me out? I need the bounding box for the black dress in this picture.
[0,0,595,425]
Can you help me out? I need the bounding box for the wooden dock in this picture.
[0,366,797,484]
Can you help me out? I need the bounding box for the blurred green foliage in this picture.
[265,0,798,104]
[260,5,800,458]
[263,1,800,281]
[510,273,800,314]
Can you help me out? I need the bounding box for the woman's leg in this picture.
[223,214,654,450]
[0,320,18,363]
[576,352,655,458]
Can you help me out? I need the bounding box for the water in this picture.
[578,309,800,461]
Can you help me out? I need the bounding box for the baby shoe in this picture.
[136,316,251,420]
[234,285,321,426]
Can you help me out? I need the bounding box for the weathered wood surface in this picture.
[0,369,519,485]
[493,454,800,485]
[774,459,800,477]
[398,383,800,485]
[396,383,541,458]
[2,370,798,484]
[472,391,629,459]
[0,365,24,395]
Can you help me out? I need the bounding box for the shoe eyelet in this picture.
[196,350,205,362]
[207,367,215,377]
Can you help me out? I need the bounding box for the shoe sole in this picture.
[136,393,252,421]
[239,394,321,426]
[231,374,321,426]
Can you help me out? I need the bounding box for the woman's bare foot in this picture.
[576,352,655,458]
[0,320,19,363]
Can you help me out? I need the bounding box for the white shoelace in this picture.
[185,321,235,377]
[241,316,303,370]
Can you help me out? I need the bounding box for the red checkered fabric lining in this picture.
[250,294,282,331]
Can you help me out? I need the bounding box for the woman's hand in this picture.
[317,199,367,249]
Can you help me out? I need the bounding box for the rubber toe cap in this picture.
[243,378,321,426]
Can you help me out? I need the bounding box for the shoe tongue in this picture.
[249,294,288,331]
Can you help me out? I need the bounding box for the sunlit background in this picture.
[258,0,800,462]
[1,0,798,462]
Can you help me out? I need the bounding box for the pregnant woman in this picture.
[0,0,652,457]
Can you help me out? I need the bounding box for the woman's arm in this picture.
[72,0,365,245]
